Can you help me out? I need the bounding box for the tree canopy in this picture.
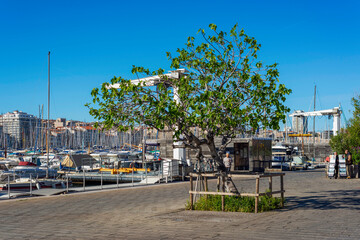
[330,96,360,164]
[86,23,292,171]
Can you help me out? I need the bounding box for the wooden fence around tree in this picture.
[189,172,285,213]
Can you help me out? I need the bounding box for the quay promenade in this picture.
[0,169,359,239]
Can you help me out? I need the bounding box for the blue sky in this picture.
[0,0,359,131]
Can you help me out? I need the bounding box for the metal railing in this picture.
[1,159,187,200]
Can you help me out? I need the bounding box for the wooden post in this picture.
[221,176,225,211]
[201,175,205,191]
[190,175,194,210]
[269,176,273,197]
[280,174,284,207]
[221,195,225,212]
[199,175,202,191]
[204,176,208,199]
[255,177,260,213]
[204,176,208,191]
[217,175,220,192]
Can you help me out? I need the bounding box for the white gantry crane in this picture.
[108,69,188,165]
[289,106,341,136]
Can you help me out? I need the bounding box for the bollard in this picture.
[255,177,260,214]
[280,175,284,207]
[30,173,32,197]
[222,176,226,211]
[8,176,10,199]
[189,175,193,210]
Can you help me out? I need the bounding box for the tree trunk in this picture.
[207,138,226,172]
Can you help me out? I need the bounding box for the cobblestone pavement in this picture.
[0,169,359,239]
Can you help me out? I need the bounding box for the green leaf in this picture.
[86,23,292,172]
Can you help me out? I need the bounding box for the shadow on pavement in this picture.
[285,189,360,211]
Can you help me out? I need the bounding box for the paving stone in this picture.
[0,169,359,239]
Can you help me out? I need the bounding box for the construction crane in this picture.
[289,106,341,136]
[107,69,188,164]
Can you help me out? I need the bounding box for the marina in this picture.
[1,1,359,239]
[0,169,359,239]
[0,94,349,201]
[0,146,187,200]
[0,167,181,200]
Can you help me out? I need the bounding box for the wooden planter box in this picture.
[189,172,285,213]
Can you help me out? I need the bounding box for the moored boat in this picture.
[0,178,68,191]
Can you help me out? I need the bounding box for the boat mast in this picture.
[1,115,5,157]
[46,51,50,178]
[313,85,316,160]
[41,104,43,152]
[313,85,316,144]
[4,134,7,158]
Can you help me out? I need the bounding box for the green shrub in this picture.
[185,194,284,213]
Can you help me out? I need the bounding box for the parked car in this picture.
[290,156,308,170]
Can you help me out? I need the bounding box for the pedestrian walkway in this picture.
[0,169,359,239]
